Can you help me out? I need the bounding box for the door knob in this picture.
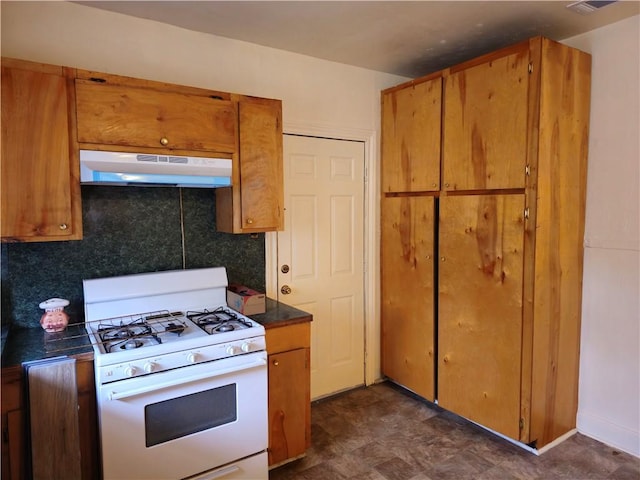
[281,285,292,295]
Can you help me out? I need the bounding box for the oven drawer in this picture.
[185,452,267,480]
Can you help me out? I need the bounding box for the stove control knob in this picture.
[124,366,137,377]
[226,345,239,355]
[241,342,252,353]
[144,362,156,373]
[187,352,199,363]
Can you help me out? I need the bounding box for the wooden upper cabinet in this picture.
[216,97,284,233]
[381,76,442,193]
[1,59,82,242]
[443,44,530,191]
[75,79,237,155]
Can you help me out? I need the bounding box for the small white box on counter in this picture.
[227,284,266,315]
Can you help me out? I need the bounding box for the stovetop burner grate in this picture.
[94,310,190,353]
[187,307,254,334]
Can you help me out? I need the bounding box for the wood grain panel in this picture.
[1,64,75,240]
[381,77,442,193]
[236,98,284,232]
[75,80,237,153]
[381,196,435,400]
[266,322,311,354]
[528,38,591,447]
[27,358,81,480]
[268,348,310,466]
[443,46,529,191]
[217,97,283,233]
[438,194,525,439]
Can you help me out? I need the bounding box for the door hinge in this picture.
[524,208,530,220]
[525,164,531,176]
[528,63,533,74]
[520,418,525,430]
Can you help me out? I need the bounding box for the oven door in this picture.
[97,351,268,480]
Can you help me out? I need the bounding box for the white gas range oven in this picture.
[83,267,267,480]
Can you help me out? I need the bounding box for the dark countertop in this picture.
[1,298,311,370]
[248,298,313,329]
[1,323,94,370]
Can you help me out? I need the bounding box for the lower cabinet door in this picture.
[381,195,435,400]
[438,194,525,440]
[268,348,309,466]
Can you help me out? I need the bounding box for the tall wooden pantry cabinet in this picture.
[381,36,591,449]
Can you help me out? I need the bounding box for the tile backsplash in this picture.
[1,186,265,329]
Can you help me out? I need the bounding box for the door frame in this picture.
[265,121,380,388]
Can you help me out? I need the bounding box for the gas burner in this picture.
[215,324,235,333]
[122,339,144,350]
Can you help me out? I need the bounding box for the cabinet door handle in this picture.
[273,360,279,366]
[59,223,68,230]
[160,137,169,146]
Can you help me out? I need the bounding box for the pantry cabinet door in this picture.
[443,47,529,191]
[381,195,435,400]
[382,77,441,193]
[438,194,525,440]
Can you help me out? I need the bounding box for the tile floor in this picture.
[269,382,639,480]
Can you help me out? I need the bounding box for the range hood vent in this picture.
[80,150,232,188]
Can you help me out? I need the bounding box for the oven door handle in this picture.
[108,358,267,401]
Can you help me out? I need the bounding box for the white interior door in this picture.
[277,134,365,399]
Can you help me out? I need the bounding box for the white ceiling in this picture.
[76,1,640,78]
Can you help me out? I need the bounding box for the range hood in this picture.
[80,150,232,188]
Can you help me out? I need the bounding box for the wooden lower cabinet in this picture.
[438,194,525,440]
[0,357,99,480]
[1,367,24,480]
[381,195,435,401]
[265,322,311,467]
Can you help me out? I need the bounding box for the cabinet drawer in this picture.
[76,80,238,154]
[265,322,310,354]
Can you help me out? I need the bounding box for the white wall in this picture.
[563,15,640,457]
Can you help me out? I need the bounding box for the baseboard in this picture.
[536,429,578,455]
[577,409,640,457]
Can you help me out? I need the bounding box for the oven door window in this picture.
[145,383,237,447]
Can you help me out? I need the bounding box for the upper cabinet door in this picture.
[382,77,442,193]
[1,62,81,241]
[75,80,237,154]
[235,98,284,232]
[216,96,284,233]
[443,46,530,191]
